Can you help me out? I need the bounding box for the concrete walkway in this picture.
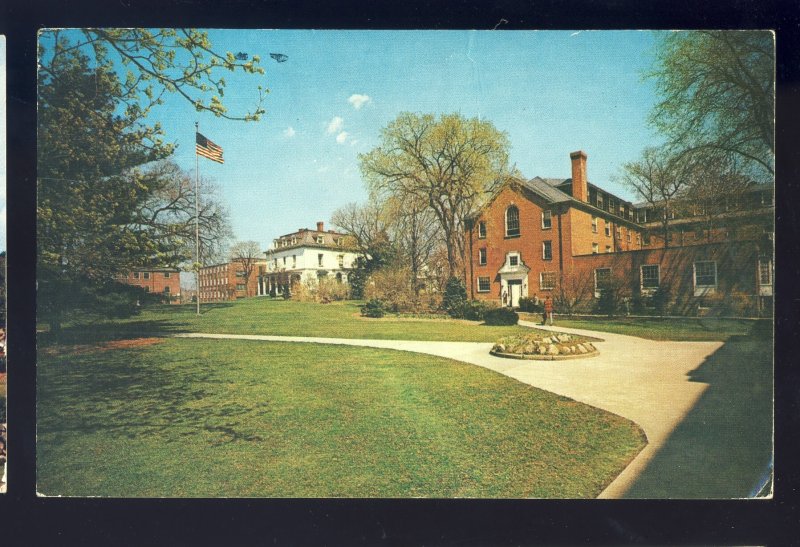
[174,325,724,499]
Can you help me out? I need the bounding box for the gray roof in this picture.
[521,177,574,204]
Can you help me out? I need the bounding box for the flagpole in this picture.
[195,121,201,316]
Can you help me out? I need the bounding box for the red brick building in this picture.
[199,259,267,302]
[466,151,774,316]
[118,268,181,304]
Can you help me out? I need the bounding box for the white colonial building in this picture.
[257,221,360,296]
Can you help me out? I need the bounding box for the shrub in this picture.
[462,300,491,321]
[484,307,519,326]
[364,267,418,313]
[317,277,350,302]
[517,296,542,313]
[442,277,468,318]
[360,298,386,318]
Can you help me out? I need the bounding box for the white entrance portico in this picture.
[497,251,530,308]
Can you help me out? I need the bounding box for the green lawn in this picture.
[37,338,645,497]
[519,313,760,341]
[45,298,553,345]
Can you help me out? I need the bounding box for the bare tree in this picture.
[618,147,694,248]
[330,201,391,253]
[229,240,262,297]
[384,194,440,296]
[134,160,233,266]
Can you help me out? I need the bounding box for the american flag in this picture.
[196,133,224,164]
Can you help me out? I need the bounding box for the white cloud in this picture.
[336,131,349,144]
[326,116,344,134]
[283,126,296,138]
[317,165,330,173]
[348,94,371,109]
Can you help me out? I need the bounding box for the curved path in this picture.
[175,323,724,499]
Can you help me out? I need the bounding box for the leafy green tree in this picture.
[442,276,467,318]
[38,30,262,332]
[360,113,511,278]
[648,31,774,180]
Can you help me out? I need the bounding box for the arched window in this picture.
[505,206,520,237]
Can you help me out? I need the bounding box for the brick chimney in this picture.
[570,150,588,202]
[316,221,324,232]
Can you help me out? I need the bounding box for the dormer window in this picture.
[316,236,325,245]
[291,237,297,245]
[505,206,520,237]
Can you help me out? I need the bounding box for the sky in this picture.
[47,30,668,260]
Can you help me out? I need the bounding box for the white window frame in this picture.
[133,272,140,279]
[541,210,552,230]
[164,272,171,279]
[143,272,150,280]
[592,243,599,254]
[542,241,552,261]
[605,222,611,237]
[479,248,487,266]
[693,260,717,296]
[316,235,325,245]
[591,216,598,233]
[508,253,519,267]
[477,276,491,293]
[338,254,345,268]
[605,245,612,254]
[627,230,631,243]
[478,221,487,239]
[640,264,660,293]
[539,271,556,291]
[505,206,520,237]
[594,267,612,298]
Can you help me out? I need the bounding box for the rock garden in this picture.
[491,331,599,360]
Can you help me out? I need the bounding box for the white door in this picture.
[508,280,522,308]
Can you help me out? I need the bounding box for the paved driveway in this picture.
[175,325,742,498]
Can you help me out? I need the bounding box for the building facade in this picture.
[118,268,181,304]
[259,221,359,296]
[199,259,267,302]
[466,151,774,315]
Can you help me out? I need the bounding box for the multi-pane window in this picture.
[143,272,150,280]
[615,227,621,239]
[338,254,345,268]
[594,268,612,297]
[605,222,611,237]
[694,261,717,289]
[758,260,772,285]
[541,210,552,230]
[316,236,325,244]
[506,206,520,237]
[236,284,246,291]
[478,221,487,239]
[641,264,660,290]
[477,277,491,292]
[597,194,604,209]
[542,241,552,260]
[509,255,519,267]
[164,272,171,278]
[592,216,598,233]
[540,271,556,290]
[479,248,487,265]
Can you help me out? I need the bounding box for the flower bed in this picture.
[491,331,598,360]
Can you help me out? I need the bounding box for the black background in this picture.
[1,0,798,544]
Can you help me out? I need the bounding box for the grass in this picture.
[518,313,760,341]
[42,298,553,346]
[37,338,646,497]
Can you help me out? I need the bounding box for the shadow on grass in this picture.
[624,319,773,498]
[37,340,265,444]
[37,303,235,347]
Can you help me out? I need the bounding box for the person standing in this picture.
[544,295,554,326]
